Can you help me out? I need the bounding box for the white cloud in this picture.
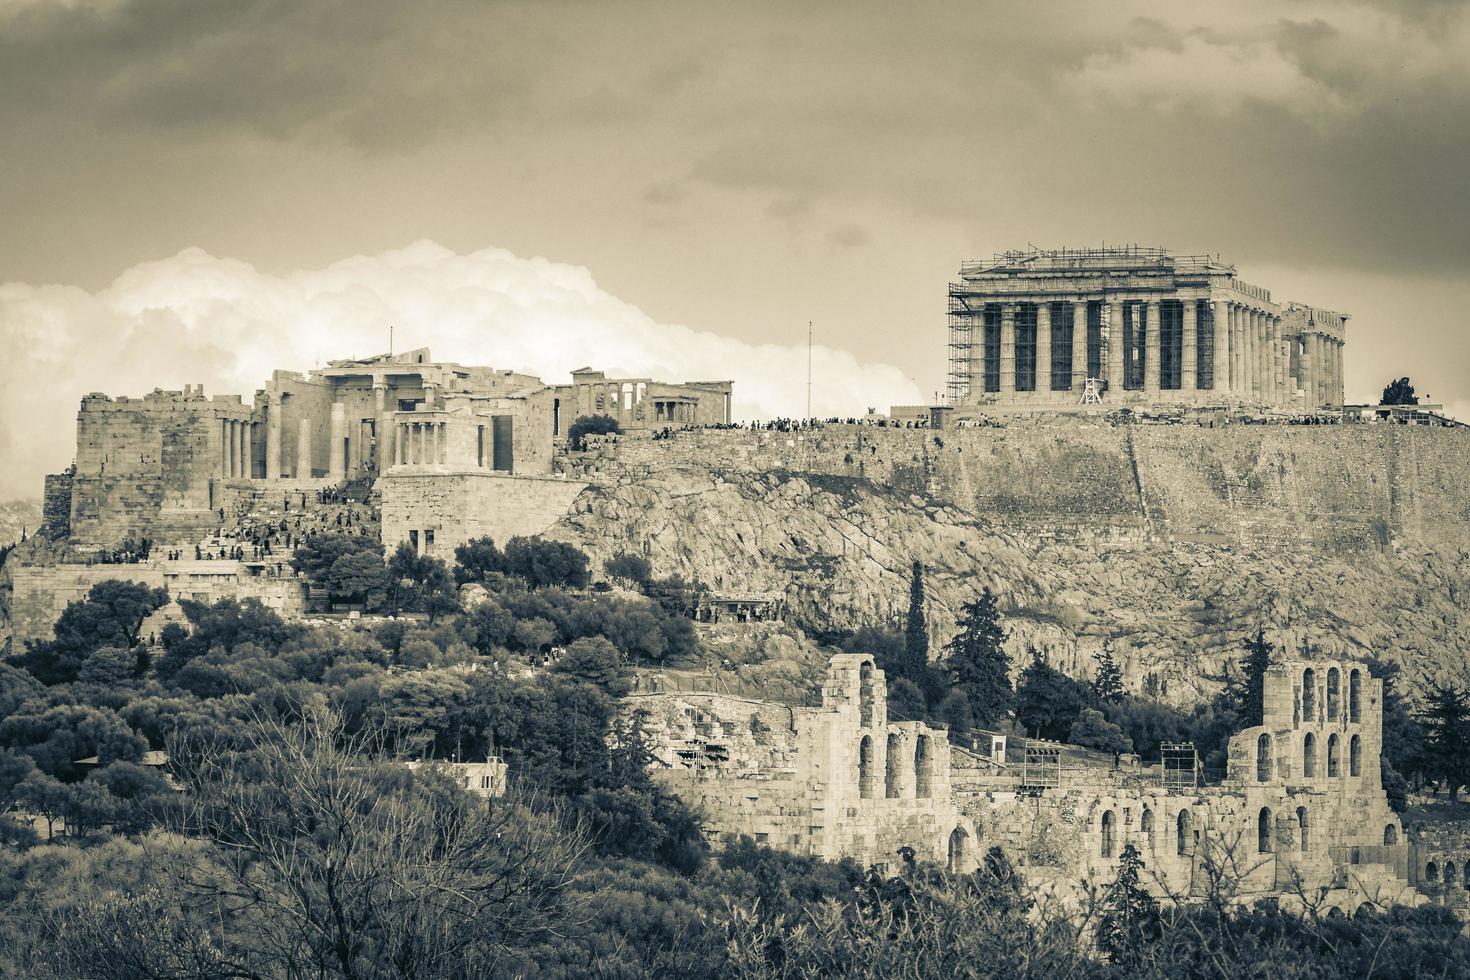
[0,241,922,499]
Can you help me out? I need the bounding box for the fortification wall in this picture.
[379,471,588,559]
[10,562,306,646]
[41,470,73,539]
[573,424,1470,553]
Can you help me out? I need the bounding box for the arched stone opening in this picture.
[1302,668,1316,720]
[914,734,932,799]
[1177,809,1193,857]
[1303,732,1317,778]
[1447,861,1458,887]
[885,732,901,798]
[1140,808,1154,849]
[1350,734,1361,777]
[1258,807,1273,854]
[1384,824,1398,846]
[1426,861,1439,884]
[1257,733,1272,782]
[1349,669,1361,723]
[947,826,970,872]
[858,736,875,799]
[1327,733,1340,777]
[1327,667,1341,721]
[1101,809,1116,859]
[1296,806,1309,853]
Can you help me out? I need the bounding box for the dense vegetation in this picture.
[2,540,1469,976]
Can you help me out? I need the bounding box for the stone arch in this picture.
[1384,824,1398,846]
[1349,669,1361,723]
[1140,808,1154,848]
[1258,806,1273,854]
[1426,861,1439,884]
[885,732,901,798]
[1447,860,1458,887]
[1257,733,1272,782]
[1177,808,1193,856]
[1326,906,1344,919]
[859,660,876,728]
[858,735,875,799]
[1327,733,1340,777]
[1303,732,1317,778]
[1350,734,1361,777]
[1463,863,1469,889]
[1327,667,1341,720]
[1101,809,1116,858]
[1356,902,1378,918]
[1296,806,1309,853]
[914,734,932,799]
[947,825,971,873]
[1302,668,1316,720]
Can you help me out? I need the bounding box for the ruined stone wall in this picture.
[10,562,306,646]
[378,471,588,559]
[41,469,73,539]
[69,391,254,547]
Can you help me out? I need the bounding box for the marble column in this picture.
[220,420,231,477]
[1105,299,1125,393]
[1264,318,1277,404]
[1212,301,1229,395]
[328,402,346,481]
[439,422,449,464]
[1301,333,1318,408]
[1233,305,1246,396]
[1248,310,1261,402]
[1143,300,1160,394]
[373,384,390,473]
[999,304,1016,395]
[265,394,282,480]
[1071,301,1088,392]
[297,417,312,478]
[1181,299,1198,394]
[1036,302,1052,395]
[1334,340,1345,406]
[237,420,249,479]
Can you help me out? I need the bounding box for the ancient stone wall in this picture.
[378,471,588,559]
[10,562,306,646]
[40,469,73,539]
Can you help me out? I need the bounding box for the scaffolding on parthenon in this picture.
[946,287,976,405]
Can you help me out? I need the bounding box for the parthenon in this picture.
[946,246,1348,411]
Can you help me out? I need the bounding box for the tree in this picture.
[20,580,168,684]
[1090,647,1124,705]
[944,589,1012,727]
[325,549,393,609]
[387,544,460,620]
[1236,629,1274,728]
[567,414,622,450]
[1382,377,1419,406]
[604,553,652,588]
[552,637,630,697]
[465,599,515,655]
[1068,708,1133,754]
[1014,650,1089,740]
[1420,684,1470,799]
[902,561,929,682]
[1095,842,1158,966]
[502,537,591,589]
[454,536,506,585]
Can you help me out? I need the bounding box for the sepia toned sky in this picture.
[2,0,1469,497]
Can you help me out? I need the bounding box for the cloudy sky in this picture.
[2,0,1468,498]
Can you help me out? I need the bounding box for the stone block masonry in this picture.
[379,470,588,561]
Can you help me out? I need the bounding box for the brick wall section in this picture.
[378,471,588,559]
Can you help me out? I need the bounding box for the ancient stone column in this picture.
[297,417,312,478]
[220,419,231,477]
[1143,300,1160,395]
[328,402,346,481]
[1232,304,1245,396]
[373,383,390,473]
[1263,318,1276,404]
[1071,300,1088,392]
[999,304,1016,395]
[1105,299,1125,394]
[237,420,249,479]
[1181,299,1198,395]
[1035,302,1052,396]
[1212,301,1229,395]
[265,393,282,480]
[423,381,437,409]
[1335,340,1345,407]
[1249,310,1262,402]
[1301,333,1318,409]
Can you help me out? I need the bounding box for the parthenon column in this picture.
[1334,340,1345,406]
[1212,302,1229,395]
[1105,298,1125,393]
[328,402,346,481]
[1181,299,1198,395]
[1232,305,1246,396]
[297,417,312,478]
[1143,300,1160,394]
[1265,318,1279,404]
[1036,302,1052,395]
[1279,320,1292,405]
[265,394,282,480]
[999,304,1016,395]
[1250,310,1263,402]
[1070,301,1088,392]
[1302,333,1319,409]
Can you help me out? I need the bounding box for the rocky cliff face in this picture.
[552,425,1470,705]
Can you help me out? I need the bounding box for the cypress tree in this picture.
[1238,629,1274,727]
[1090,646,1125,706]
[903,560,929,679]
[945,587,1012,727]
[1096,843,1158,966]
